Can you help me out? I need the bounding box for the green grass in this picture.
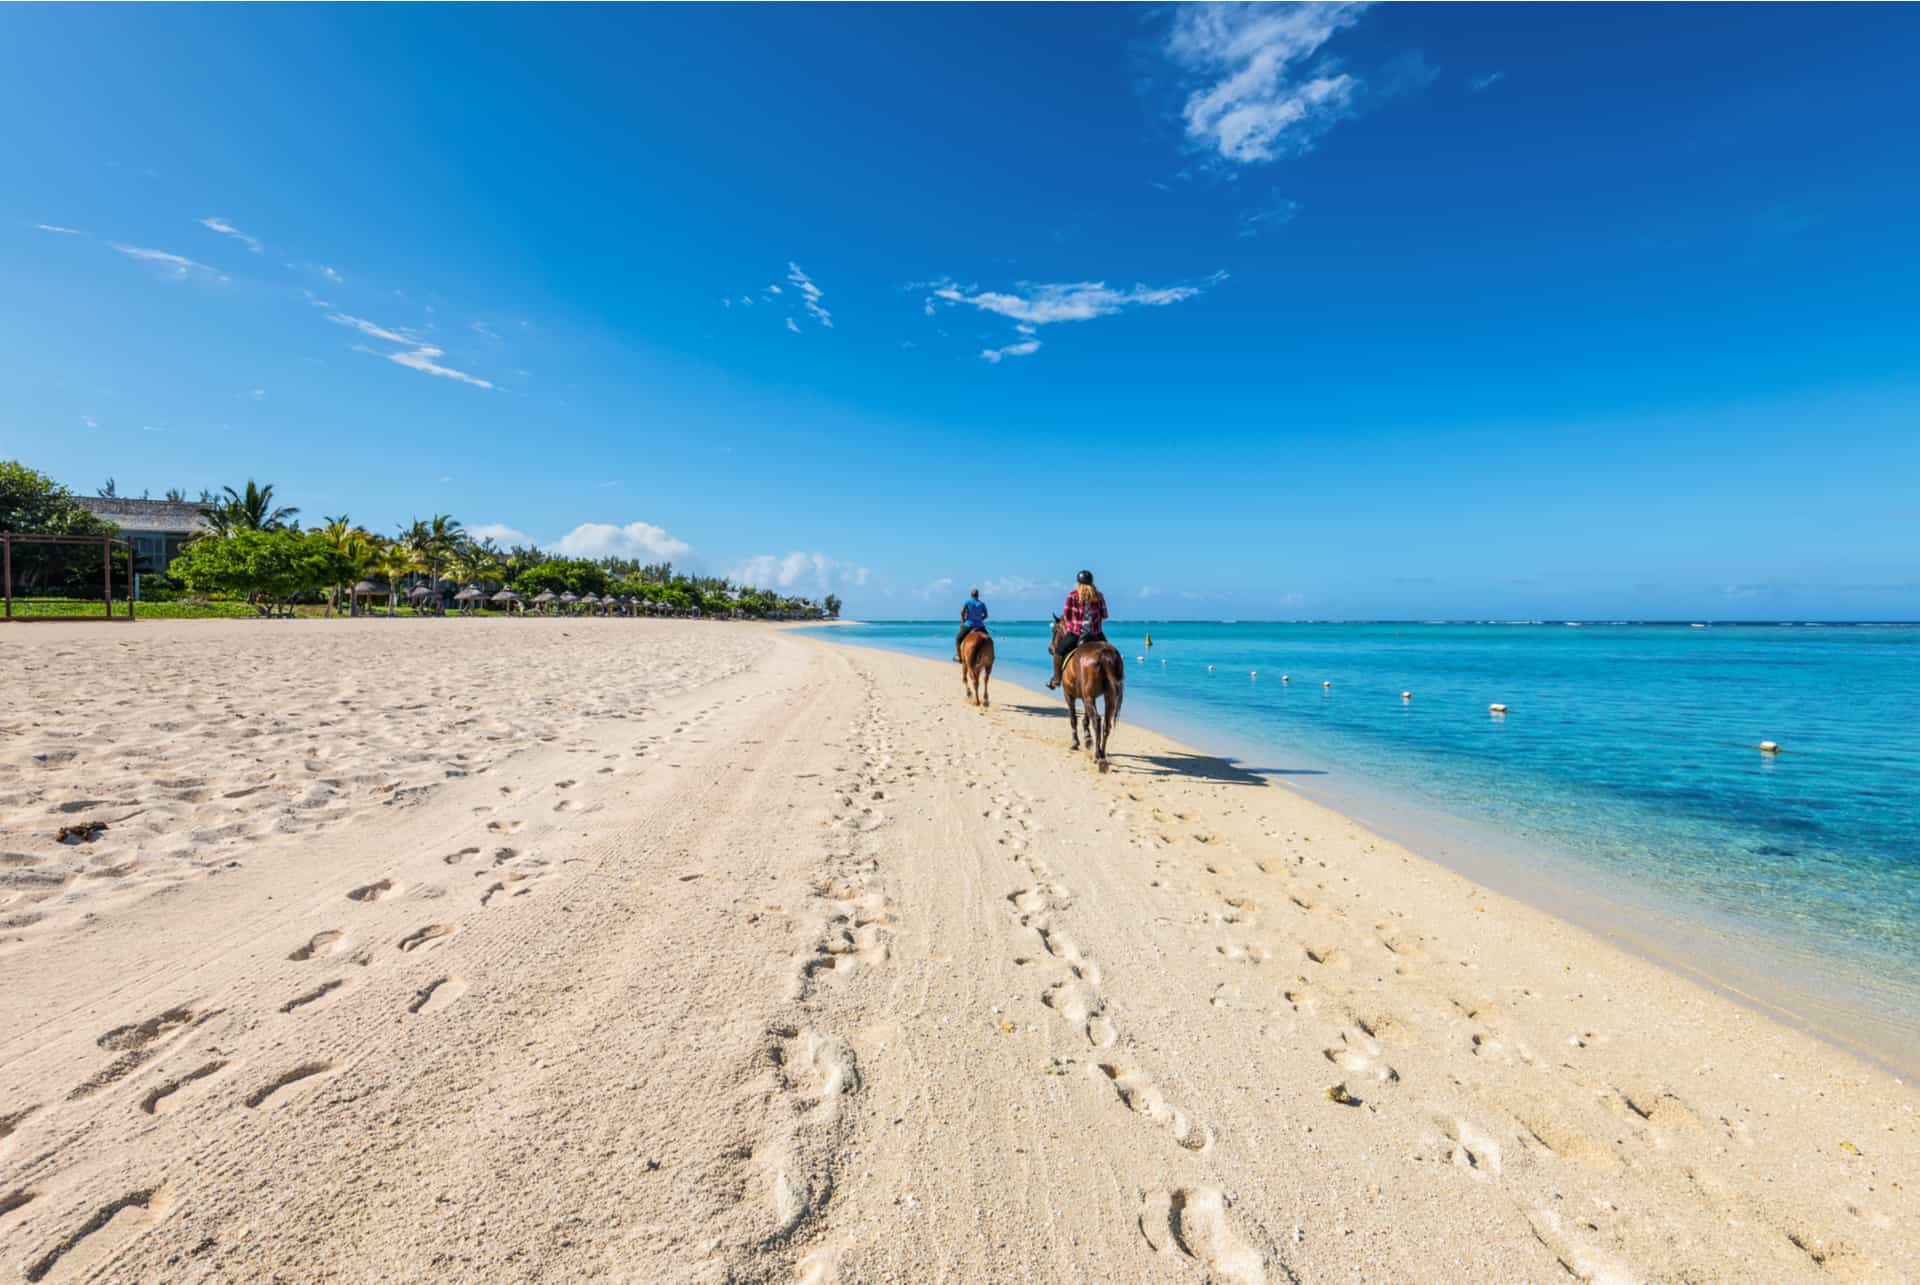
[2,597,254,619]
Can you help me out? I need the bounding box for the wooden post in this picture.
[3,535,10,619]
[127,542,135,621]
[103,535,112,618]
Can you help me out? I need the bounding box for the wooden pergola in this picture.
[1,532,136,622]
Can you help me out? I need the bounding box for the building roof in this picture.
[74,496,212,536]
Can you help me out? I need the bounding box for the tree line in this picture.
[1,461,842,620]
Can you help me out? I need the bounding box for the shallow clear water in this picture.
[819,620,1920,1058]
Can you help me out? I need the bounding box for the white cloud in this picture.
[787,261,832,327]
[471,320,500,339]
[320,265,343,283]
[470,522,533,548]
[935,279,1211,326]
[980,575,1055,598]
[916,576,955,600]
[82,415,99,428]
[199,216,263,254]
[731,551,869,593]
[1469,70,1506,92]
[249,387,266,400]
[551,521,692,561]
[981,338,1041,363]
[327,312,420,345]
[786,316,801,334]
[35,223,84,236]
[387,345,495,390]
[1167,2,1370,164]
[109,242,222,280]
[1238,196,1301,237]
[766,283,782,294]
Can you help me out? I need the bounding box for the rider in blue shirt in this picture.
[955,588,988,661]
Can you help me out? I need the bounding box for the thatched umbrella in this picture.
[350,579,383,617]
[579,593,600,613]
[490,588,523,616]
[454,584,483,614]
[532,589,559,614]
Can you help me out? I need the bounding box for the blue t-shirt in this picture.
[962,598,988,626]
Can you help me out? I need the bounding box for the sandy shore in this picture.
[0,619,1913,1282]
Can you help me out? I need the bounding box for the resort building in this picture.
[74,496,209,589]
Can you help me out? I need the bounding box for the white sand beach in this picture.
[1,619,1913,1282]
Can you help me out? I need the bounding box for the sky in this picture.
[3,3,1917,620]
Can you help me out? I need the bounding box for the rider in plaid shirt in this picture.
[1048,569,1108,689]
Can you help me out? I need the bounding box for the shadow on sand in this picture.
[1002,705,1326,786]
[1109,751,1327,786]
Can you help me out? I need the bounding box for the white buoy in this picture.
[1401,691,1412,700]
[1161,658,1167,665]
[1280,674,1290,683]
[1207,665,1215,672]
[1137,655,1145,662]
[1759,740,1781,754]
[1489,703,1508,714]
[1250,670,1258,678]
[1322,680,1332,688]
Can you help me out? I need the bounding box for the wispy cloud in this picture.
[470,522,533,548]
[35,223,84,236]
[249,387,266,400]
[470,320,500,339]
[981,338,1041,363]
[1469,70,1506,92]
[1166,2,1371,164]
[82,415,99,429]
[198,216,263,254]
[552,521,692,560]
[1238,195,1301,238]
[319,265,343,283]
[731,551,869,593]
[786,316,801,334]
[787,261,832,327]
[327,312,421,345]
[387,345,495,390]
[934,278,1213,326]
[109,242,224,281]
[931,273,1221,361]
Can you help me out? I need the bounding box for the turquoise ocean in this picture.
[817,620,1920,1070]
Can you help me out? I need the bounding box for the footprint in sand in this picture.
[1140,1187,1266,1285]
[288,930,346,962]
[1094,1062,1211,1152]
[244,1061,335,1109]
[486,818,524,835]
[346,879,397,903]
[23,1185,174,1284]
[1322,1028,1399,1084]
[397,923,457,953]
[97,1004,206,1052]
[442,846,480,865]
[1218,943,1271,964]
[280,979,348,1014]
[1304,944,1349,969]
[139,1061,227,1116]
[408,976,467,1015]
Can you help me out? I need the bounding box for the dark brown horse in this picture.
[959,629,994,707]
[1049,616,1124,768]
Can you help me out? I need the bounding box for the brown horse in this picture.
[959,629,994,707]
[1049,616,1124,768]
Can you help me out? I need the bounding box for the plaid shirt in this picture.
[1062,589,1107,636]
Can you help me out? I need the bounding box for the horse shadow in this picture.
[1110,751,1326,786]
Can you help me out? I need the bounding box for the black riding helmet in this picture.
[1076,570,1094,585]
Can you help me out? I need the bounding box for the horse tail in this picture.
[1101,646,1124,719]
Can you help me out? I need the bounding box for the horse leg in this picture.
[1065,688,1081,749]
[981,662,990,708]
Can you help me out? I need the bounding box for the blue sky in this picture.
[3,3,1916,619]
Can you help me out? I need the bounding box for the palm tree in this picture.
[319,515,374,616]
[425,514,464,589]
[374,541,420,616]
[201,479,298,537]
